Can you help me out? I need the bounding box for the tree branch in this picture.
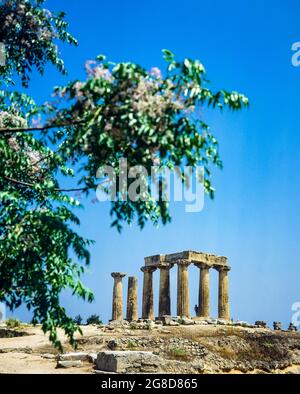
[0,119,84,134]
[3,175,106,193]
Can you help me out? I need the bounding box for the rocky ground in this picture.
[0,321,300,374]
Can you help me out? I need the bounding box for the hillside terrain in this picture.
[0,322,299,374]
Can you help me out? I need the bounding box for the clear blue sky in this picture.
[10,0,300,327]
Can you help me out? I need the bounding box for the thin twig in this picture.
[3,175,106,193]
[0,119,83,134]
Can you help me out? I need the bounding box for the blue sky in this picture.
[9,0,300,327]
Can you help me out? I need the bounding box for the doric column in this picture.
[126,276,138,321]
[195,263,210,318]
[141,266,157,320]
[217,266,230,320]
[177,260,190,317]
[158,264,173,317]
[111,272,126,321]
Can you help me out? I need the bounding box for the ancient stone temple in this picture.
[111,250,231,321]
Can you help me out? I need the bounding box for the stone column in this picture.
[195,263,210,318]
[126,276,138,321]
[217,266,230,320]
[141,266,157,320]
[177,260,190,317]
[111,272,126,321]
[158,264,173,317]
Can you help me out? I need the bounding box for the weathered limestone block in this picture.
[144,251,228,268]
[126,276,138,321]
[58,352,95,363]
[159,315,180,326]
[111,272,126,321]
[180,317,195,325]
[58,352,90,362]
[95,351,161,373]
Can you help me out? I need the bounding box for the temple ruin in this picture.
[111,250,231,321]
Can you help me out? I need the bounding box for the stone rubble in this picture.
[255,321,267,328]
[273,322,283,331]
[288,323,297,332]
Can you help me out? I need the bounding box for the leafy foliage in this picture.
[0,90,94,349]
[0,0,77,87]
[0,1,92,350]
[5,317,21,328]
[47,50,248,229]
[73,315,83,325]
[86,314,102,325]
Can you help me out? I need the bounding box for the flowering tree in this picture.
[0,0,248,348]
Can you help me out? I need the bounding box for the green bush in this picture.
[5,318,21,328]
[171,348,188,359]
[86,314,102,325]
[127,340,138,349]
[74,315,83,325]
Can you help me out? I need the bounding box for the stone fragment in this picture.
[88,353,98,363]
[206,318,218,325]
[41,353,56,360]
[58,352,90,362]
[56,360,82,368]
[194,320,208,325]
[95,351,161,373]
[160,315,172,326]
[169,320,180,326]
[107,340,119,350]
[180,317,195,325]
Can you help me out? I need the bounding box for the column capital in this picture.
[111,272,126,279]
[141,266,157,273]
[158,263,174,270]
[214,265,231,272]
[177,259,190,267]
[194,262,210,270]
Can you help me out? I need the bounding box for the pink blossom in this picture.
[150,67,162,79]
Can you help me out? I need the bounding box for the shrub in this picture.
[86,314,102,325]
[74,315,83,325]
[5,318,21,328]
[127,340,138,349]
[171,348,188,359]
